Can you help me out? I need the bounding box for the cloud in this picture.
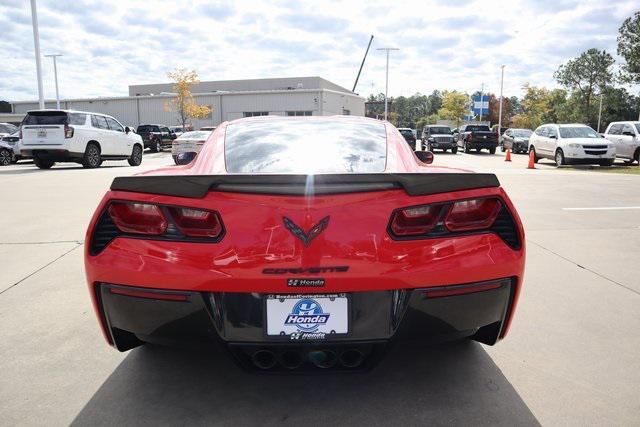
[0,0,637,103]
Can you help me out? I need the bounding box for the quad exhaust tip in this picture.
[339,349,365,368]
[308,349,338,368]
[249,347,366,370]
[279,350,304,369]
[252,349,277,370]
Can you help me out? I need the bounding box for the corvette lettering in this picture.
[263,266,349,274]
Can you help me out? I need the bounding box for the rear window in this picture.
[225,119,387,174]
[466,125,491,132]
[23,111,67,125]
[399,129,413,136]
[137,125,157,133]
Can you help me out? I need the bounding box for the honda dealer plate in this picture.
[266,294,348,338]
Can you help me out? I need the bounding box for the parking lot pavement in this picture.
[1,150,639,425]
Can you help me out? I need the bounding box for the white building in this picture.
[8,76,365,129]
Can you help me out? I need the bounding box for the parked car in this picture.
[84,115,525,371]
[169,125,190,137]
[0,139,14,166]
[603,121,640,165]
[171,130,212,164]
[136,124,176,152]
[20,110,144,169]
[501,128,533,154]
[422,125,457,153]
[0,122,18,138]
[528,123,615,166]
[1,131,26,161]
[397,127,416,147]
[453,124,499,153]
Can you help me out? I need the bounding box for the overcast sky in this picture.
[0,0,637,102]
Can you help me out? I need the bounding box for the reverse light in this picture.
[390,204,446,236]
[168,207,223,238]
[108,202,167,235]
[444,198,501,232]
[64,124,74,138]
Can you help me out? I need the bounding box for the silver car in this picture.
[171,130,212,165]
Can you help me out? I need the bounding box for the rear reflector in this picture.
[108,202,167,235]
[444,198,501,232]
[390,204,446,236]
[424,281,504,298]
[168,207,223,238]
[109,286,189,301]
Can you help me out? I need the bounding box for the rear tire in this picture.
[555,149,564,167]
[634,149,640,166]
[501,145,505,152]
[0,148,12,166]
[82,143,101,168]
[149,139,159,153]
[464,141,470,153]
[530,146,539,163]
[128,145,143,166]
[34,158,55,169]
[451,147,458,154]
[489,147,496,154]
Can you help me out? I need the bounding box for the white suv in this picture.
[20,110,144,169]
[603,121,640,165]
[528,123,615,167]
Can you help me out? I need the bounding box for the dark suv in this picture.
[136,124,176,152]
[422,125,457,153]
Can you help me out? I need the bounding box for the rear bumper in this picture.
[21,148,83,161]
[466,140,498,149]
[93,277,517,369]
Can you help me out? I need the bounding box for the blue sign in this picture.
[472,95,489,117]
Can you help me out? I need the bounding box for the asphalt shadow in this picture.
[72,340,539,426]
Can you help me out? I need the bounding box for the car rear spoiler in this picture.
[110,173,500,198]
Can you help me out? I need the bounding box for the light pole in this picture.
[29,0,45,109]
[479,82,485,122]
[44,54,63,109]
[376,47,399,121]
[498,65,505,137]
[597,93,603,133]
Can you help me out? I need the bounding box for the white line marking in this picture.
[562,206,640,211]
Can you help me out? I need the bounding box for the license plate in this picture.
[37,129,47,137]
[266,294,348,338]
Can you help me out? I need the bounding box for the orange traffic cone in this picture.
[527,150,536,169]
[505,148,512,162]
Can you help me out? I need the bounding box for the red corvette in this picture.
[85,116,525,371]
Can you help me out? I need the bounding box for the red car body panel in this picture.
[84,116,525,368]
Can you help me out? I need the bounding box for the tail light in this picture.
[389,204,447,236]
[64,124,74,138]
[445,198,501,231]
[168,207,222,237]
[467,132,473,141]
[389,197,509,242]
[91,201,224,255]
[19,127,22,139]
[108,202,167,235]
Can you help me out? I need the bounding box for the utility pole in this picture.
[376,47,399,121]
[498,66,505,137]
[30,0,45,109]
[597,93,603,132]
[44,54,63,109]
[479,82,485,122]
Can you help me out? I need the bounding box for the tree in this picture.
[416,114,438,130]
[554,48,615,125]
[515,84,553,129]
[437,91,468,127]
[165,68,212,129]
[617,11,640,84]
